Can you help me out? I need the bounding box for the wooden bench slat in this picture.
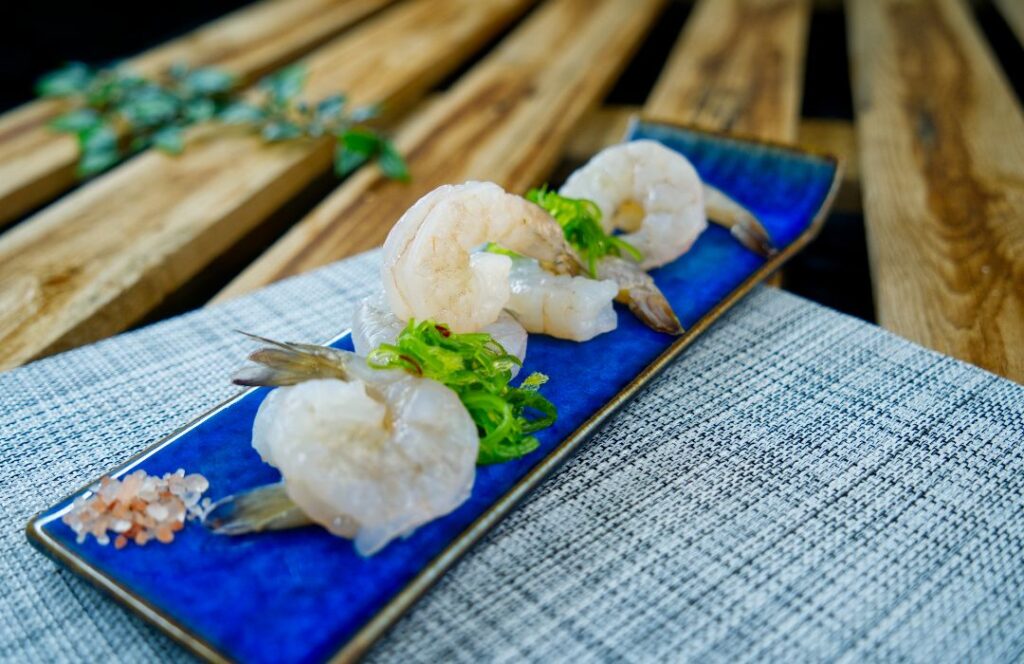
[0,0,395,227]
[849,0,1024,382]
[214,0,665,302]
[645,0,811,142]
[0,0,533,372]
[994,0,1024,47]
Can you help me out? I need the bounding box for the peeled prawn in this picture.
[206,335,478,556]
[560,140,776,268]
[381,181,620,340]
[352,292,529,375]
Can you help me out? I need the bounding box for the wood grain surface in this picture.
[0,0,533,371]
[849,0,1024,382]
[645,0,811,142]
[214,0,665,301]
[0,0,394,226]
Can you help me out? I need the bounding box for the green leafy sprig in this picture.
[367,320,556,465]
[220,64,408,180]
[526,185,642,277]
[37,62,408,181]
[39,62,236,176]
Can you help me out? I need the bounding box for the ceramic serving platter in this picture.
[27,118,841,663]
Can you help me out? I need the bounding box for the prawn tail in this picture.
[622,287,684,336]
[233,332,350,387]
[703,184,778,258]
[203,482,314,535]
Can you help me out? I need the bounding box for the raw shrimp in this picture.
[352,292,529,375]
[206,335,478,556]
[560,140,775,268]
[381,181,583,334]
[506,256,619,342]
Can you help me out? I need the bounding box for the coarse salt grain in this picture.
[62,469,211,549]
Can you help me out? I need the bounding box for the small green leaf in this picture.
[36,62,92,97]
[260,64,307,104]
[218,102,265,124]
[50,108,101,134]
[81,124,118,153]
[78,148,120,177]
[334,128,379,176]
[152,126,185,154]
[315,94,346,120]
[77,125,120,176]
[334,144,369,177]
[340,128,380,156]
[185,98,216,122]
[261,121,303,142]
[378,139,409,181]
[183,68,235,95]
[119,89,179,126]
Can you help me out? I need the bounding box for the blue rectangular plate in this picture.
[27,118,841,663]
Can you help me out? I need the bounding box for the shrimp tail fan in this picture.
[625,290,684,336]
[203,482,313,535]
[233,332,351,387]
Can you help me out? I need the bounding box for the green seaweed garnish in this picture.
[526,185,642,276]
[367,320,556,465]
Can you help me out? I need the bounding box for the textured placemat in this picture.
[1,249,1022,662]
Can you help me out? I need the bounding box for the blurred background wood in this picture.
[0,0,395,227]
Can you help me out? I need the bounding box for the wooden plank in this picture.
[994,0,1024,46]
[849,0,1024,382]
[214,0,665,301]
[0,0,532,372]
[645,0,811,142]
[0,0,394,226]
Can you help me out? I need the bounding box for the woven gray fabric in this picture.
[1,250,1022,663]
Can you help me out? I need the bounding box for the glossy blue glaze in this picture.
[32,120,838,663]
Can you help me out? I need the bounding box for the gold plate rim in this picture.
[26,118,843,663]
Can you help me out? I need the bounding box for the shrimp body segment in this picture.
[560,140,707,270]
[235,339,478,556]
[506,257,618,342]
[382,181,581,333]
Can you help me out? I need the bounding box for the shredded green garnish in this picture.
[481,241,525,259]
[367,320,556,465]
[526,185,643,277]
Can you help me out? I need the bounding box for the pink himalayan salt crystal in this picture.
[62,469,211,549]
